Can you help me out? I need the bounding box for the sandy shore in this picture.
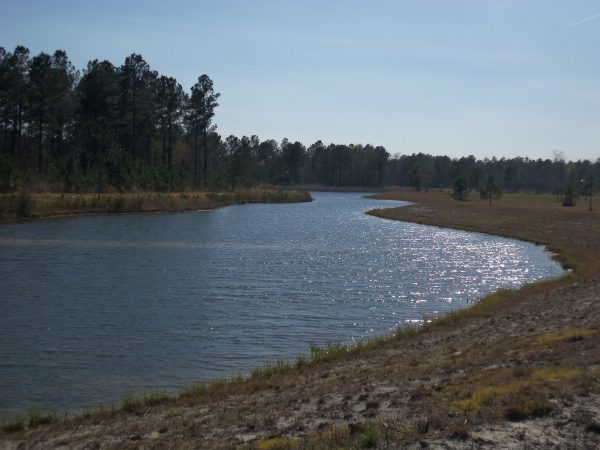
[1,190,599,449]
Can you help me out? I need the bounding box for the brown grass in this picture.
[368,189,600,275]
[0,187,312,223]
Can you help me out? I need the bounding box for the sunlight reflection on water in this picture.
[0,192,564,416]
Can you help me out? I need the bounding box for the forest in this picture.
[1,45,598,202]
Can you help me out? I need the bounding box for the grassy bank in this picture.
[0,187,312,223]
[1,189,599,449]
[368,189,599,276]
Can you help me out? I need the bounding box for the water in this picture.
[0,192,563,417]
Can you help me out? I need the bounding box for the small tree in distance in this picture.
[503,165,516,193]
[582,174,594,211]
[409,162,423,191]
[452,173,468,201]
[480,173,502,206]
[562,165,580,207]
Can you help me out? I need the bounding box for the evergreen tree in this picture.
[504,165,516,193]
[4,46,30,160]
[155,76,185,168]
[480,173,502,206]
[582,174,594,211]
[188,74,220,189]
[28,52,53,173]
[119,54,157,162]
[409,162,423,191]
[76,60,121,180]
[452,173,468,201]
[48,50,78,163]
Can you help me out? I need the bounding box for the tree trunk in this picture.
[17,107,22,156]
[193,127,199,186]
[37,106,44,174]
[131,87,137,160]
[2,117,8,155]
[202,122,208,191]
[167,120,173,168]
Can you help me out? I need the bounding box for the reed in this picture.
[0,187,311,223]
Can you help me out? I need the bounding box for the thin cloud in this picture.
[565,12,600,28]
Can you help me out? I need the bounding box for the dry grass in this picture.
[369,189,600,275]
[0,187,312,222]
[536,326,597,345]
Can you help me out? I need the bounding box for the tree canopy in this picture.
[1,45,598,196]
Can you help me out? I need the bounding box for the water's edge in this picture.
[0,194,564,420]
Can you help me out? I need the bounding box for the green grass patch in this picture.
[450,365,582,421]
[256,437,300,450]
[122,390,172,412]
[536,327,596,345]
[121,397,144,413]
[453,380,533,413]
[179,375,247,399]
[179,382,208,398]
[532,367,581,382]
[142,390,172,406]
[361,425,379,448]
[27,408,55,427]
[251,336,395,381]
[1,417,25,433]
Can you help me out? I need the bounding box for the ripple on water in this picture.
[0,192,564,416]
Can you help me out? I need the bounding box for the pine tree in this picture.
[188,75,220,189]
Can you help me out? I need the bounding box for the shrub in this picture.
[1,418,24,433]
[0,155,21,191]
[16,192,34,218]
[27,408,54,427]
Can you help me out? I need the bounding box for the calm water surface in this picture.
[0,192,563,416]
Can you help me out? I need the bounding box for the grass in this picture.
[256,437,300,450]
[444,344,591,421]
[360,425,378,448]
[0,331,416,434]
[535,326,597,344]
[286,423,387,450]
[0,187,312,223]
[369,189,600,276]
[4,296,590,437]
[450,378,558,421]
[0,408,58,432]
[26,408,55,427]
[122,390,172,413]
[249,339,395,380]
[0,418,24,434]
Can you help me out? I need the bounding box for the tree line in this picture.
[1,45,597,202]
[392,152,597,206]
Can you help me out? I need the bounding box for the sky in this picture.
[1,0,600,161]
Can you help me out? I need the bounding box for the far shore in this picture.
[0,187,312,224]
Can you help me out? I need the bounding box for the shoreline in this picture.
[1,190,599,449]
[0,187,312,224]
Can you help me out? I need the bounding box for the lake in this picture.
[0,192,564,417]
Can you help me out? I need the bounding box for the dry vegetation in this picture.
[1,189,599,449]
[0,187,312,223]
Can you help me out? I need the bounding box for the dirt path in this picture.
[1,190,599,449]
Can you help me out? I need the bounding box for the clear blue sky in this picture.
[2,0,600,161]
